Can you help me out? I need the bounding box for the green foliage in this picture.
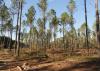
[79,22,90,33]
[61,12,69,24]
[67,0,76,13]
[47,9,56,19]
[3,19,13,31]
[0,5,10,20]
[51,16,59,30]
[38,0,47,13]
[26,6,36,26]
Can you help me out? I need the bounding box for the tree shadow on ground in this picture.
[0,58,100,71]
[32,58,100,71]
[0,61,22,70]
[59,58,100,71]
[0,57,51,70]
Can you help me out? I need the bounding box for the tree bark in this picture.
[16,1,23,57]
[95,0,100,48]
[15,2,20,54]
[84,0,89,48]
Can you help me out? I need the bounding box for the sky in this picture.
[3,0,100,38]
[4,0,100,29]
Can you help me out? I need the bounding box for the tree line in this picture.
[0,0,100,57]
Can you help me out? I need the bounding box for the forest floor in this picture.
[0,49,100,71]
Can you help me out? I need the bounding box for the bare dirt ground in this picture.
[0,57,100,71]
[0,49,100,71]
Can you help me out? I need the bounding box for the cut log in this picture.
[16,66,23,71]
[22,62,31,71]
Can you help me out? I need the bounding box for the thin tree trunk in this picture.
[95,0,100,48]
[16,1,23,57]
[29,27,32,53]
[15,2,20,54]
[54,30,56,48]
[9,16,14,51]
[43,12,46,55]
[63,24,65,49]
[84,0,89,48]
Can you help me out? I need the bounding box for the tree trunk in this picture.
[84,0,89,48]
[15,2,20,54]
[95,0,100,48]
[63,24,65,49]
[16,1,23,57]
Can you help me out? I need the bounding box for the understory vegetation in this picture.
[0,0,100,71]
